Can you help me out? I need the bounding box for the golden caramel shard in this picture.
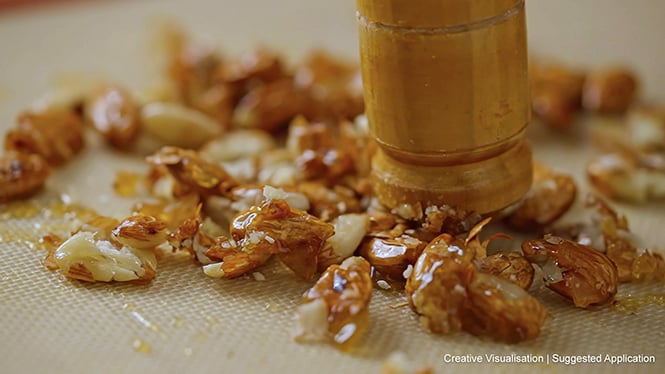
[522,235,618,308]
[81,215,122,239]
[112,171,144,197]
[293,256,372,350]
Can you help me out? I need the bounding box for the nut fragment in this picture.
[0,152,51,203]
[582,68,638,114]
[261,185,310,211]
[286,116,332,155]
[294,51,364,121]
[140,102,222,149]
[530,63,585,129]
[219,47,285,85]
[199,129,275,162]
[203,235,276,279]
[406,232,547,342]
[167,34,221,105]
[587,195,665,282]
[5,110,84,166]
[53,231,157,283]
[296,148,356,185]
[166,205,222,264]
[476,251,534,290]
[133,193,201,231]
[339,118,374,178]
[506,162,577,230]
[84,85,140,150]
[358,235,425,281]
[522,235,618,308]
[257,163,298,187]
[462,272,548,343]
[587,151,665,203]
[146,146,238,198]
[626,106,665,151]
[293,256,372,350]
[318,213,369,270]
[422,204,481,236]
[532,89,578,130]
[111,215,168,250]
[233,78,309,133]
[232,199,334,280]
[205,199,334,280]
[297,182,362,221]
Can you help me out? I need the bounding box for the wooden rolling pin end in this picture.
[371,139,532,214]
[357,0,532,215]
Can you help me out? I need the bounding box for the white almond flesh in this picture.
[140,102,221,149]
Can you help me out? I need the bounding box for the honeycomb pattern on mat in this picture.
[1,213,664,374]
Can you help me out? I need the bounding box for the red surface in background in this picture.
[0,0,88,12]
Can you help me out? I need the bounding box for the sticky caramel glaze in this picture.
[357,0,532,214]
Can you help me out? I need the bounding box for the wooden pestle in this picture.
[356,0,532,214]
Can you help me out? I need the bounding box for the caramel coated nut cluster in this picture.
[530,61,665,204]
[530,62,638,129]
[1,23,663,353]
[405,226,548,343]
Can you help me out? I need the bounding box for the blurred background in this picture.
[0,0,663,115]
